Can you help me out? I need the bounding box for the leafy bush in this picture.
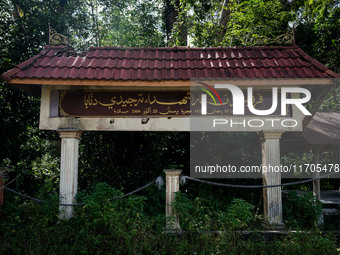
[0,185,338,255]
[172,191,224,230]
[283,191,322,229]
[173,191,257,231]
[225,198,255,230]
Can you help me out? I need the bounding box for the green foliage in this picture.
[79,131,189,191]
[323,215,340,231]
[0,1,339,253]
[319,84,340,111]
[31,152,59,193]
[173,0,294,47]
[172,191,258,231]
[172,191,223,230]
[0,186,338,254]
[0,0,339,199]
[223,0,293,46]
[225,198,255,229]
[283,191,322,229]
[281,151,339,191]
[99,0,165,47]
[0,86,40,163]
[295,2,340,73]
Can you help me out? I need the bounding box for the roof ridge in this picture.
[88,45,298,51]
[45,44,75,50]
[31,65,314,71]
[84,55,300,60]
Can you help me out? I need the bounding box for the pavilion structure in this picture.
[1,42,339,226]
[281,111,340,220]
[302,112,340,200]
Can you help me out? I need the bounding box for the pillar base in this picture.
[266,222,285,230]
[165,229,183,235]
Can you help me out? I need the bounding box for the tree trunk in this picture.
[164,0,187,46]
[90,0,100,47]
[217,0,231,41]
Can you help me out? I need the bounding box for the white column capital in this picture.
[58,129,83,139]
[164,169,182,177]
[262,132,283,140]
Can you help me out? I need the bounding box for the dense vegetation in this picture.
[0,0,339,254]
[1,184,338,254]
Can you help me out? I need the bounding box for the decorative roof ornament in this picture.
[49,25,68,45]
[256,29,295,46]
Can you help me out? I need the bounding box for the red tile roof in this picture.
[2,44,339,82]
[302,112,340,145]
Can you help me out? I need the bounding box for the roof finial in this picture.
[256,29,295,46]
[48,24,68,45]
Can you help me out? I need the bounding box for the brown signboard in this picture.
[59,91,191,117]
[58,90,290,117]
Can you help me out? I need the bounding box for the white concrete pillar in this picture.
[0,173,4,221]
[338,146,340,190]
[312,147,321,201]
[261,132,284,226]
[164,169,182,232]
[312,147,324,225]
[58,129,82,219]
